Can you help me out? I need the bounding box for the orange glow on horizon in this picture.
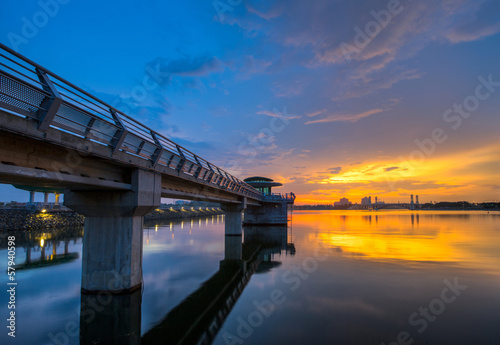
[280,143,500,204]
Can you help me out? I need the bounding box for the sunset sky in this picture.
[1,0,499,204]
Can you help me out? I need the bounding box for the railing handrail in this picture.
[264,192,296,201]
[0,42,262,199]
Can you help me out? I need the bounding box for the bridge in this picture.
[0,43,295,293]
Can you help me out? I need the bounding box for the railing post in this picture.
[83,117,96,138]
[206,162,216,184]
[193,156,203,179]
[151,132,164,167]
[109,109,128,153]
[175,145,187,172]
[35,68,62,132]
[215,167,225,187]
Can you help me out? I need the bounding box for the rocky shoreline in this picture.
[0,210,84,231]
[0,208,224,231]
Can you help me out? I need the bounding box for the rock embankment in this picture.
[0,210,84,231]
[0,207,223,231]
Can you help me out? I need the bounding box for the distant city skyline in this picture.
[0,0,499,204]
[331,194,421,206]
[2,188,494,206]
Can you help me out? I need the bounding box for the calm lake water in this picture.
[1,210,500,344]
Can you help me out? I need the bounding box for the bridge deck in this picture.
[0,43,263,204]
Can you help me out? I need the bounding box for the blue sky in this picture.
[1,0,499,203]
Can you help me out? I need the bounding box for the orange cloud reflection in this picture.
[293,211,500,273]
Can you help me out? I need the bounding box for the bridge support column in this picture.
[221,200,246,261]
[28,191,35,205]
[43,192,49,205]
[244,202,289,225]
[64,169,161,293]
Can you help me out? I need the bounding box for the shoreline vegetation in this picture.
[294,202,500,211]
[0,205,224,231]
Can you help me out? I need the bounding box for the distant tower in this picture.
[416,195,419,205]
[410,194,415,210]
[375,196,378,205]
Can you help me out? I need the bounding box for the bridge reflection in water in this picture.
[78,223,294,345]
[0,225,82,270]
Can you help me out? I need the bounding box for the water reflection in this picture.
[0,227,82,270]
[78,221,294,345]
[298,211,500,270]
[244,226,296,273]
[2,211,499,345]
[80,290,142,345]
[140,224,293,345]
[212,210,500,345]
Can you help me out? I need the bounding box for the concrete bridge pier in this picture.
[221,201,246,261]
[28,191,35,205]
[65,169,161,293]
[244,201,289,225]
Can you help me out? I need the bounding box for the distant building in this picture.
[361,196,372,205]
[334,197,352,207]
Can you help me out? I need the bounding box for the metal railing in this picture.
[264,193,296,202]
[0,43,263,200]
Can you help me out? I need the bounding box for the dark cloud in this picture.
[148,55,223,79]
[442,0,500,43]
[328,167,342,174]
